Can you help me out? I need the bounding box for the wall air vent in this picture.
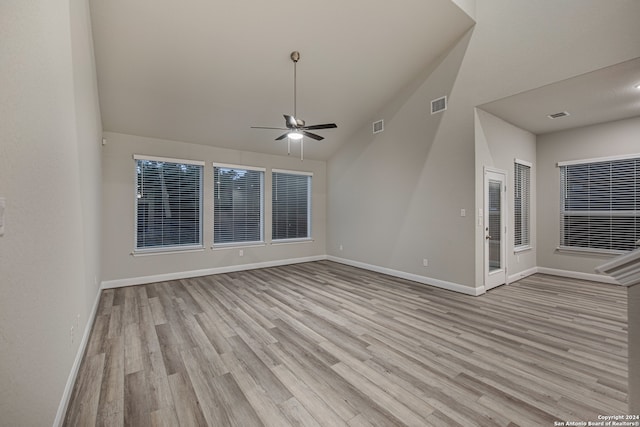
[373,119,384,134]
[431,96,447,114]
[547,111,570,119]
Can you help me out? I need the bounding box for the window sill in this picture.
[132,246,205,256]
[271,238,314,246]
[556,246,625,257]
[514,245,532,254]
[212,242,266,250]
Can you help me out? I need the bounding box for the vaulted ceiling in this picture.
[89,0,475,160]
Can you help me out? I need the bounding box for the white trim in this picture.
[213,162,266,172]
[272,168,313,176]
[101,255,327,289]
[212,242,266,250]
[52,288,102,427]
[514,245,532,253]
[508,266,539,283]
[556,245,625,256]
[327,256,485,296]
[133,154,204,166]
[271,238,314,245]
[132,246,205,256]
[537,267,619,285]
[514,158,533,168]
[483,166,505,175]
[557,152,640,167]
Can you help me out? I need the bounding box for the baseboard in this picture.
[508,266,539,283]
[536,267,619,285]
[52,288,102,427]
[327,256,483,296]
[101,255,327,289]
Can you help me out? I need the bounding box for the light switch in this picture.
[460,209,466,217]
[0,198,5,236]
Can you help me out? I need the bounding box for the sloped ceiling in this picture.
[89,0,474,160]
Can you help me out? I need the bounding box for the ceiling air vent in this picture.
[373,119,384,134]
[431,96,447,114]
[547,111,570,119]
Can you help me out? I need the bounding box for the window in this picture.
[272,170,312,241]
[213,164,264,245]
[135,155,203,251]
[560,154,640,253]
[514,159,531,250]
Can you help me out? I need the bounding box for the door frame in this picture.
[483,167,508,291]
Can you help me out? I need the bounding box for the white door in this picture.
[484,168,507,290]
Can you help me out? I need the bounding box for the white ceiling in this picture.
[479,57,640,135]
[89,0,474,160]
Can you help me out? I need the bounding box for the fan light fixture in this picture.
[288,131,303,140]
[250,51,337,160]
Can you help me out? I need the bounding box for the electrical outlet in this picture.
[339,245,343,251]
[239,249,244,257]
[70,326,75,344]
[423,258,429,267]
[460,208,466,217]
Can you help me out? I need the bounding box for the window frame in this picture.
[212,162,265,248]
[271,168,313,243]
[133,154,204,254]
[514,159,532,252]
[558,153,640,255]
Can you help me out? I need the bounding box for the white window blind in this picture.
[135,156,203,251]
[560,155,639,253]
[272,170,311,241]
[214,165,264,245]
[514,160,531,249]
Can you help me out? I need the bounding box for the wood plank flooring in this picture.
[64,261,628,426]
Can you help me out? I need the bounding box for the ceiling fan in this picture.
[251,51,337,159]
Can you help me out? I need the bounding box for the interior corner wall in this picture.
[537,116,640,275]
[0,0,102,425]
[450,0,476,20]
[327,29,477,290]
[101,132,326,284]
[327,0,640,293]
[474,109,536,285]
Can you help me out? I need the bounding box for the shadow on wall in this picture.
[327,28,475,271]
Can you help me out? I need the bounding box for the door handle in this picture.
[485,235,492,240]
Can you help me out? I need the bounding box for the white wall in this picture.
[0,0,102,425]
[474,109,536,285]
[327,0,640,291]
[537,116,640,276]
[101,132,326,284]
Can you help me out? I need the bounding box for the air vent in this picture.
[373,119,384,134]
[431,96,447,114]
[547,111,570,119]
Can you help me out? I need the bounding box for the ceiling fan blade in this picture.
[251,126,288,130]
[302,123,337,130]
[275,133,289,141]
[302,131,324,141]
[284,115,297,128]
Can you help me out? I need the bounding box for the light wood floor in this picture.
[64,261,628,426]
